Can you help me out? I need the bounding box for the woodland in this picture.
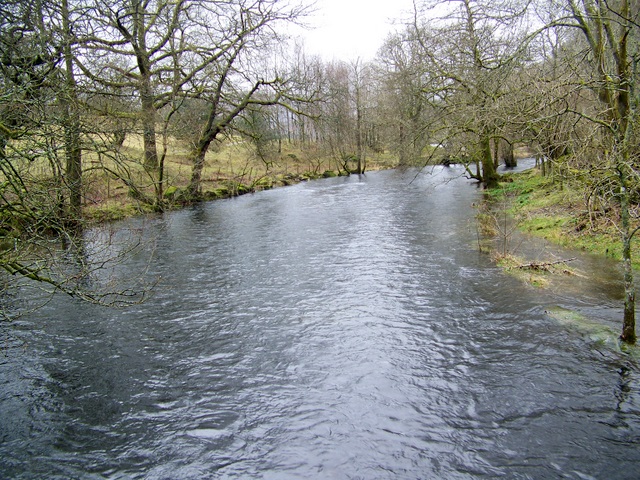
[1,0,639,342]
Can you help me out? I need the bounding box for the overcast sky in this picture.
[296,0,416,61]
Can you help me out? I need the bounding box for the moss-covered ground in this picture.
[484,167,639,268]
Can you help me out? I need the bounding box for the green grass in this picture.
[494,253,551,288]
[520,216,570,241]
[491,168,639,268]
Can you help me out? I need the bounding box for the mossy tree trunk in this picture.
[620,168,636,343]
[61,0,82,225]
[567,0,637,343]
[186,69,288,199]
[480,134,500,189]
[188,135,217,199]
[133,3,159,172]
[503,141,516,168]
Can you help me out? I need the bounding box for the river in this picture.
[1,166,639,479]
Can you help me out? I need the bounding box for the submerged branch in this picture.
[516,257,577,271]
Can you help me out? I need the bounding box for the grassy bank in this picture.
[482,167,639,270]
[82,139,398,224]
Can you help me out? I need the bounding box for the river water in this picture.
[1,167,639,479]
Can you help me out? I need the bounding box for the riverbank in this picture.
[82,139,398,224]
[479,165,640,285]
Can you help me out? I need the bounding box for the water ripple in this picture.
[2,169,639,478]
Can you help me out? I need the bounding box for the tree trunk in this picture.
[355,81,365,174]
[503,141,517,168]
[188,136,215,199]
[620,168,636,344]
[188,149,206,199]
[140,85,159,170]
[621,238,636,344]
[133,1,158,171]
[157,147,165,210]
[398,124,408,165]
[62,0,82,223]
[480,135,499,189]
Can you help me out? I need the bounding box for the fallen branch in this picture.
[517,258,577,271]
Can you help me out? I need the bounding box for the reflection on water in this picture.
[1,167,639,479]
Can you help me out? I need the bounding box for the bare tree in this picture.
[537,0,640,343]
[391,0,532,185]
[314,61,356,172]
[0,0,149,314]
[185,1,312,198]
[352,59,372,174]
[376,30,432,166]
[60,0,82,221]
[75,0,190,207]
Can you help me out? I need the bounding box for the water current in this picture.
[1,166,639,479]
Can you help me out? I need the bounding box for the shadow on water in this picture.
[1,166,639,479]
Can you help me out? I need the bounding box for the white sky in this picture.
[296,0,417,61]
